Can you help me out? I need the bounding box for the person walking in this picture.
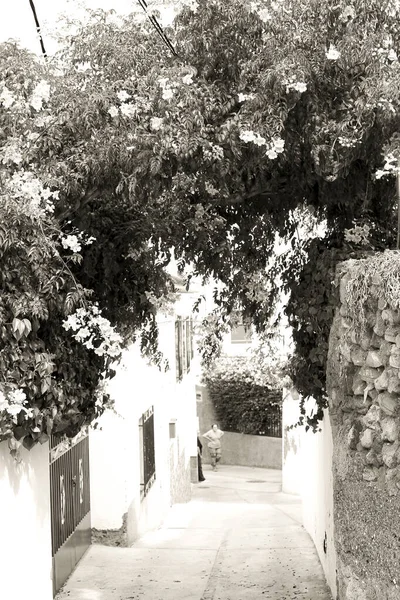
[202,424,224,471]
[197,436,206,482]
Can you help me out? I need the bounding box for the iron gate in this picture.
[50,431,91,595]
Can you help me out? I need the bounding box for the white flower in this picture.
[273,137,285,153]
[239,130,256,143]
[292,82,307,93]
[266,148,278,160]
[30,80,50,111]
[117,90,131,102]
[150,116,164,130]
[253,133,266,146]
[340,6,356,21]
[162,87,175,101]
[108,106,119,118]
[61,234,82,253]
[258,8,272,22]
[388,49,398,62]
[0,86,15,109]
[238,93,255,103]
[326,45,341,61]
[120,103,136,117]
[9,389,27,404]
[182,74,193,85]
[158,78,170,88]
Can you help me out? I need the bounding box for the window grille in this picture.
[139,406,156,498]
[175,316,194,381]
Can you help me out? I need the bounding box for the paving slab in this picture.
[56,465,332,600]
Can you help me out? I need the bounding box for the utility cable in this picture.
[136,0,178,57]
[28,0,47,58]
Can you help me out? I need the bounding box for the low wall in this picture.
[282,391,337,599]
[0,441,53,600]
[202,431,282,469]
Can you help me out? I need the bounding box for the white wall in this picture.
[0,441,53,600]
[282,391,337,599]
[90,295,199,542]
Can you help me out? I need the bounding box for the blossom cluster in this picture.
[205,181,219,196]
[63,304,122,359]
[375,153,399,179]
[283,77,307,94]
[6,171,59,217]
[158,77,177,101]
[326,45,341,61]
[238,92,255,103]
[108,89,137,118]
[239,129,285,159]
[203,143,224,161]
[30,80,51,112]
[338,136,357,149]
[61,231,96,254]
[344,223,371,246]
[0,389,33,424]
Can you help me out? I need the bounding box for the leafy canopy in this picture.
[2,0,400,449]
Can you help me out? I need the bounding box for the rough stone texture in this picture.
[327,258,400,600]
[360,428,374,449]
[365,350,384,368]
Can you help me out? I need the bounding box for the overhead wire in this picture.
[28,0,47,58]
[136,0,178,57]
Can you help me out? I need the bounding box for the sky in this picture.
[0,0,168,54]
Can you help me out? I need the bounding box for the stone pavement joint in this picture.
[56,465,333,600]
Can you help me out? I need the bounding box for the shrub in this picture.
[204,355,282,436]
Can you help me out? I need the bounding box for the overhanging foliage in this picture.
[2,0,400,450]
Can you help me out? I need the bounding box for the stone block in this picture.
[360,335,372,351]
[378,296,388,311]
[360,428,374,449]
[365,449,383,467]
[359,366,382,382]
[363,404,381,429]
[388,375,400,394]
[370,332,382,348]
[381,417,399,441]
[378,392,398,416]
[367,388,378,400]
[352,373,366,395]
[385,326,400,343]
[374,312,385,337]
[347,422,362,450]
[374,369,389,392]
[365,349,384,368]
[389,348,400,369]
[382,308,400,325]
[380,340,393,356]
[363,465,379,481]
[382,442,399,468]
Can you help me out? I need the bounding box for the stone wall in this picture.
[328,259,400,599]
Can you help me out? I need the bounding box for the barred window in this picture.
[139,406,155,498]
[175,316,194,381]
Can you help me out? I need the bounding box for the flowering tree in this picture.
[2,0,400,449]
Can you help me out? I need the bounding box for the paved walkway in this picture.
[57,465,332,600]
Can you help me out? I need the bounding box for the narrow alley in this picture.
[57,466,332,600]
